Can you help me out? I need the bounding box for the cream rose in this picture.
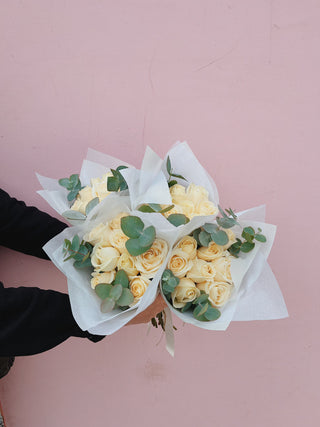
[168,248,193,278]
[90,271,116,289]
[186,258,216,283]
[170,184,186,198]
[71,186,94,214]
[211,256,232,282]
[129,276,150,305]
[175,236,198,260]
[108,212,128,231]
[117,252,138,279]
[83,223,111,246]
[204,281,233,307]
[195,200,218,216]
[91,245,120,272]
[197,241,226,262]
[171,278,200,308]
[174,198,195,219]
[186,183,209,204]
[108,229,129,254]
[134,238,168,278]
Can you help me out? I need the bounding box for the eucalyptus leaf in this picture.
[243,226,255,236]
[159,204,174,214]
[138,226,156,248]
[255,234,267,243]
[181,301,193,313]
[138,204,156,213]
[121,216,144,239]
[203,223,218,234]
[117,288,134,307]
[166,156,172,174]
[95,283,113,300]
[168,180,178,187]
[199,230,212,247]
[126,238,151,256]
[116,165,128,171]
[240,241,255,253]
[114,270,129,288]
[161,269,172,282]
[194,293,209,305]
[242,231,255,243]
[67,190,79,202]
[170,173,187,181]
[58,178,70,188]
[218,205,228,218]
[110,284,123,301]
[193,228,202,245]
[73,257,92,268]
[167,214,189,227]
[107,176,119,192]
[148,203,162,212]
[62,210,86,221]
[204,306,221,321]
[216,217,236,229]
[100,298,116,313]
[71,235,80,252]
[211,230,229,246]
[85,197,100,215]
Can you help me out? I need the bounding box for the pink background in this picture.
[0,1,318,426]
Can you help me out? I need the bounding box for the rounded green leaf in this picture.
[125,238,151,256]
[162,269,172,282]
[58,178,70,188]
[114,270,129,288]
[216,217,236,229]
[110,284,123,301]
[203,223,218,234]
[85,197,100,215]
[71,235,80,252]
[121,216,144,238]
[167,214,189,227]
[67,190,79,202]
[168,180,178,187]
[100,298,115,313]
[204,306,221,321]
[117,288,134,307]
[107,176,120,192]
[95,283,113,300]
[194,293,209,305]
[138,204,156,213]
[181,301,193,313]
[243,226,255,236]
[138,226,156,248]
[240,241,255,253]
[193,303,209,318]
[211,230,229,246]
[199,230,212,247]
[255,234,267,243]
[73,257,92,268]
[62,210,86,221]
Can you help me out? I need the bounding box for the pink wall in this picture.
[0,1,318,426]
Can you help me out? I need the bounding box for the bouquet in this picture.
[39,142,288,352]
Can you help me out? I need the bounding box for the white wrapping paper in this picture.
[43,194,180,335]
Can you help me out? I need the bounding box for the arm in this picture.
[0,189,67,259]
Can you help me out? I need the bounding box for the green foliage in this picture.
[137,203,174,214]
[120,216,156,257]
[107,166,128,192]
[94,270,134,312]
[167,213,190,227]
[227,225,267,257]
[166,155,187,186]
[63,236,93,268]
[62,210,86,221]
[85,197,100,215]
[161,269,180,295]
[59,174,83,202]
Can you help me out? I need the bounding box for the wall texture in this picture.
[0,1,318,426]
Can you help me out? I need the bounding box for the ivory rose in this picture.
[71,186,94,214]
[108,212,128,231]
[91,245,120,272]
[186,258,216,283]
[108,229,128,254]
[197,241,226,262]
[168,248,193,278]
[117,252,138,279]
[169,184,186,198]
[175,236,197,259]
[186,183,209,204]
[90,271,116,289]
[198,280,233,307]
[129,276,150,305]
[134,238,168,278]
[83,223,111,246]
[194,200,218,216]
[221,229,237,250]
[211,257,232,282]
[171,278,200,308]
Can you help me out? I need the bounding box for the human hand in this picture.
[126,294,167,326]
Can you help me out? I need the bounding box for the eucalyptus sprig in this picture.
[94,270,134,313]
[63,235,93,268]
[107,166,128,192]
[120,216,156,256]
[59,174,83,202]
[228,226,267,257]
[138,203,174,214]
[166,156,187,187]
[160,269,221,322]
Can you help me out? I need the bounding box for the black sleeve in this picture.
[0,188,67,259]
[0,283,103,357]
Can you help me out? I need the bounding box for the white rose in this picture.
[91,245,120,272]
[170,184,186,198]
[129,276,150,305]
[194,200,218,216]
[83,223,111,246]
[108,229,129,254]
[174,198,195,219]
[200,281,233,307]
[168,248,193,278]
[186,258,216,283]
[171,278,200,308]
[186,183,209,204]
[70,186,94,214]
[197,241,226,262]
[134,238,168,278]
[211,256,232,282]
[175,236,198,259]
[91,172,113,201]
[117,252,138,279]
[90,271,116,289]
